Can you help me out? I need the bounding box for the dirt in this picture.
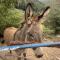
[0,37,60,60]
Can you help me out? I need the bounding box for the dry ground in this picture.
[0,36,60,60]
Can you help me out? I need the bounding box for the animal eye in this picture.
[28,33,33,37]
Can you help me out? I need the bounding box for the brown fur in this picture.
[4,27,17,42]
[3,3,50,60]
[14,3,50,60]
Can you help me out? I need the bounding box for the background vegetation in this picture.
[0,0,60,36]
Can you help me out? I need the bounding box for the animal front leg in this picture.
[15,48,27,60]
[25,34,28,43]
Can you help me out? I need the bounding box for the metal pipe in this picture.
[0,42,60,51]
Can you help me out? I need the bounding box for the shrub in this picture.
[0,8,24,35]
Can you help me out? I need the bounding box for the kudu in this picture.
[4,3,50,60]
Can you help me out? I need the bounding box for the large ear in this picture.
[25,3,33,21]
[38,6,50,21]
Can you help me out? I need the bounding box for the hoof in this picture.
[17,57,21,60]
[24,58,27,60]
[36,54,43,58]
[23,53,26,57]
